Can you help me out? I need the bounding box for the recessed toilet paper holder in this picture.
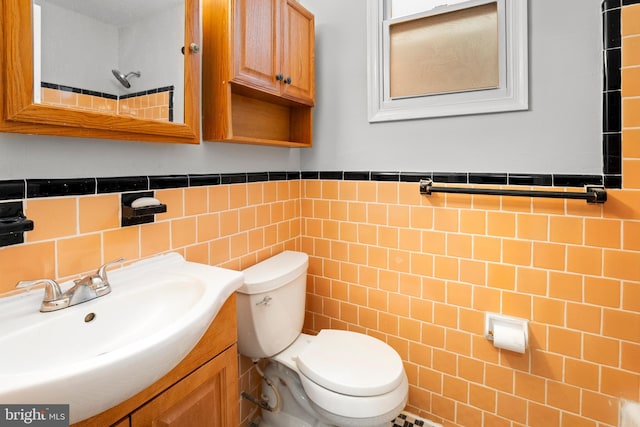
[484,312,528,346]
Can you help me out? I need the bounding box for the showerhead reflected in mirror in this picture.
[33,0,184,124]
[111,69,141,89]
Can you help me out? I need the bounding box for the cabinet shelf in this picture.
[228,91,312,147]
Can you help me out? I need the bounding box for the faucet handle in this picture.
[16,279,63,302]
[96,258,125,285]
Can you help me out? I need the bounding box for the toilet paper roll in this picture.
[492,322,526,353]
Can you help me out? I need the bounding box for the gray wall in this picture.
[0,0,602,180]
[119,4,186,122]
[0,134,301,179]
[300,0,604,174]
[38,1,119,94]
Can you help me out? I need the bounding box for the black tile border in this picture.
[344,171,370,181]
[400,172,432,183]
[149,175,189,189]
[268,172,289,181]
[371,172,400,182]
[27,178,96,198]
[603,91,622,133]
[605,175,623,187]
[119,85,175,100]
[0,170,611,202]
[248,172,269,183]
[319,171,343,180]
[221,173,248,185]
[601,1,624,188]
[604,48,621,91]
[603,133,622,174]
[0,180,26,201]
[97,176,148,194]
[433,173,468,184]
[469,173,508,185]
[188,174,221,187]
[301,171,320,179]
[552,174,603,187]
[41,82,118,100]
[508,174,553,186]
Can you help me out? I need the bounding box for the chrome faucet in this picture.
[16,258,124,312]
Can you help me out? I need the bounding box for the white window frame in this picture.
[367,0,528,122]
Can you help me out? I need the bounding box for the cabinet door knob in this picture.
[275,74,284,81]
[189,43,200,53]
[284,77,292,84]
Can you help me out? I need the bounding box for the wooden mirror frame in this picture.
[0,0,200,144]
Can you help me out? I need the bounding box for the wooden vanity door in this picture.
[130,346,239,427]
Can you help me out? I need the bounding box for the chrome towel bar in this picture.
[419,179,607,204]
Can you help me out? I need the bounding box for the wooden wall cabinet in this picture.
[203,0,315,147]
[72,295,239,427]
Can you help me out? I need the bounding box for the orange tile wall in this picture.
[298,5,640,426]
[41,88,117,114]
[119,92,171,122]
[0,182,302,296]
[41,89,171,122]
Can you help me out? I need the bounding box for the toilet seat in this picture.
[296,330,405,396]
[271,330,409,421]
[299,367,409,419]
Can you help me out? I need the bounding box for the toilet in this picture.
[237,251,409,427]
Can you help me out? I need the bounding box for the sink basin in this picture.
[0,253,244,424]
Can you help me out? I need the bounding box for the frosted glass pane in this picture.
[389,2,499,98]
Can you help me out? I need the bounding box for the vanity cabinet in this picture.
[72,295,239,427]
[202,0,315,147]
[131,346,237,427]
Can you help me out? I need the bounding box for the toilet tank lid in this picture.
[239,251,309,294]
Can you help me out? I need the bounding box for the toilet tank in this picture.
[236,251,309,359]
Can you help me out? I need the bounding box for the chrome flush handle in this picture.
[256,296,272,306]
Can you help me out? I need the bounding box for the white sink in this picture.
[0,253,244,424]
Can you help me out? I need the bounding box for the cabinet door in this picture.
[282,0,315,105]
[233,0,281,93]
[131,346,239,427]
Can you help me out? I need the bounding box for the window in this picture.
[367,0,528,122]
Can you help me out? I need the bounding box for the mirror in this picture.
[34,0,185,124]
[0,0,199,143]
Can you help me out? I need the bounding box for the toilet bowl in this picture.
[237,251,408,427]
